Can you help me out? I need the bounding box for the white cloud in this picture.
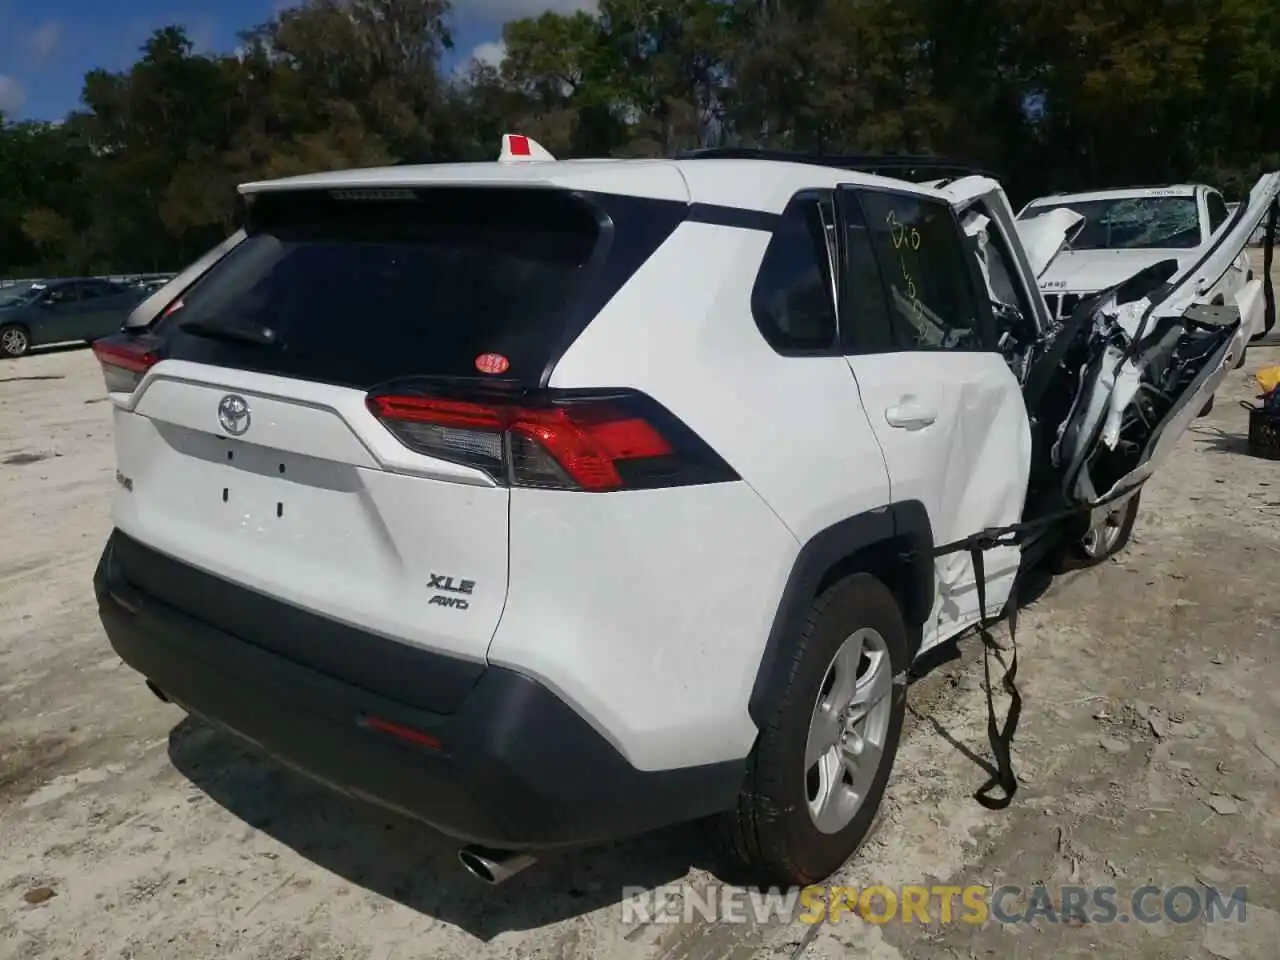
[471,40,507,68]
[189,18,217,54]
[452,39,507,79]
[453,0,598,21]
[27,21,62,68]
[0,75,25,114]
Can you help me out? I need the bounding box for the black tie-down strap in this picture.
[919,486,1141,809]
[930,527,1024,810]
[968,537,1021,810]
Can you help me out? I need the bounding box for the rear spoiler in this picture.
[125,229,248,329]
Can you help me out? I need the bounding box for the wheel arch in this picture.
[747,501,934,728]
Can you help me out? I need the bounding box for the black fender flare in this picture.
[747,501,934,728]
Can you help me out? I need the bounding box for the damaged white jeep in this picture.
[91,141,1278,888]
[1016,184,1267,358]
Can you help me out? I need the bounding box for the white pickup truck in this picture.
[1016,184,1269,360]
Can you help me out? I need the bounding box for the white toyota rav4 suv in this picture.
[92,137,1279,888]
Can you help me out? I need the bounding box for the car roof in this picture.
[1025,184,1203,206]
[238,157,954,215]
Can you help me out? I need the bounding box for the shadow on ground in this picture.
[1188,422,1253,456]
[0,373,65,384]
[167,716,715,940]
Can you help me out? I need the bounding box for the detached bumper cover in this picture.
[95,530,743,849]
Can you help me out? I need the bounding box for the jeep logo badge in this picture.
[217,394,251,436]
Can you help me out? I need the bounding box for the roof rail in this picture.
[674,147,998,183]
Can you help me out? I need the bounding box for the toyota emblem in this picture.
[217,394,251,436]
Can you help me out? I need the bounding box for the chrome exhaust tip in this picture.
[457,845,537,885]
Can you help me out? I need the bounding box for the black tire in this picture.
[0,323,30,358]
[1234,345,1248,370]
[1057,493,1140,571]
[714,573,909,887]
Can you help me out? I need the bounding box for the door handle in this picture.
[885,402,937,429]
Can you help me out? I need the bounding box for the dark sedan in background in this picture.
[0,278,150,358]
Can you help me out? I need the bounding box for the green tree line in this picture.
[2,0,1278,277]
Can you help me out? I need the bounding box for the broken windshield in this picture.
[1023,196,1200,251]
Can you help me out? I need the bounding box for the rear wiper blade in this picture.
[177,318,279,347]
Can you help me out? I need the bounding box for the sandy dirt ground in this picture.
[2,330,1279,958]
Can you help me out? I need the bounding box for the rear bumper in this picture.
[94,530,744,849]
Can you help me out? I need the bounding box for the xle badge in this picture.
[428,574,475,610]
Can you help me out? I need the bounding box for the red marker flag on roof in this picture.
[498,134,556,163]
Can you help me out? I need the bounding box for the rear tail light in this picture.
[93,337,159,394]
[366,388,738,491]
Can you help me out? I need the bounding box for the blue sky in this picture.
[0,0,596,122]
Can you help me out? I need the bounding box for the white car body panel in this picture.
[110,364,511,667]
[843,350,1030,650]
[1038,247,1192,292]
[1015,208,1085,279]
[531,222,892,766]
[547,222,893,547]
[493,483,799,770]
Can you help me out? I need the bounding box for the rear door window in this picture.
[157,188,614,389]
[44,284,81,305]
[80,280,125,300]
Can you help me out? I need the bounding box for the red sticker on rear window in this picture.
[475,353,510,375]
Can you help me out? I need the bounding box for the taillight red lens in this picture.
[509,407,672,490]
[358,714,443,750]
[93,338,159,394]
[367,389,735,491]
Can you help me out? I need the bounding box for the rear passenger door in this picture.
[33,282,87,343]
[834,185,1032,650]
[76,280,135,340]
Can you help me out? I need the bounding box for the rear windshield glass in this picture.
[157,187,604,388]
